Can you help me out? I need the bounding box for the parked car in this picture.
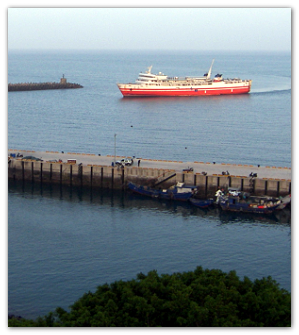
[115,158,133,166]
[182,167,193,172]
[21,156,43,161]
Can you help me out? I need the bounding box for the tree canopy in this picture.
[8,266,291,327]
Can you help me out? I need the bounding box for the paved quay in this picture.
[9,149,291,181]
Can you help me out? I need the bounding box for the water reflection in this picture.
[8,180,291,225]
[8,180,291,319]
[218,209,291,226]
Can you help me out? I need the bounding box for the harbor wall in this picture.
[8,159,291,197]
[8,78,83,91]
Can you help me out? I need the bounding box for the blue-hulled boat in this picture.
[127,182,196,201]
[189,197,214,208]
[218,193,282,214]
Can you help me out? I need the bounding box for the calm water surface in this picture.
[8,182,291,319]
[8,51,291,319]
[8,51,291,166]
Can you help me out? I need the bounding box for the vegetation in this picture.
[8,266,291,327]
[8,82,83,91]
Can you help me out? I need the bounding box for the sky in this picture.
[7,4,292,52]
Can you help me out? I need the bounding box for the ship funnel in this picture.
[206,59,215,79]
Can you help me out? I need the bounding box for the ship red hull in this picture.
[118,85,251,97]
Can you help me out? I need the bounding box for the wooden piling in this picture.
[8,159,291,197]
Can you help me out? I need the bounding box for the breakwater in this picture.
[8,76,82,92]
[8,150,291,197]
[8,82,83,92]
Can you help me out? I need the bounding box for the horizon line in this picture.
[8,48,292,53]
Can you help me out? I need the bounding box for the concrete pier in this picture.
[8,149,291,197]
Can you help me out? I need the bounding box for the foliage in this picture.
[8,266,291,327]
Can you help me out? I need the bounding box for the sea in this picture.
[8,50,292,320]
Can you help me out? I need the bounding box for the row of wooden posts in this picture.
[8,159,291,197]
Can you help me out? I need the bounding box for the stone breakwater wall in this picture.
[8,82,83,92]
[8,158,291,198]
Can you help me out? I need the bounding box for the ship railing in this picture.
[224,79,251,83]
[166,76,190,81]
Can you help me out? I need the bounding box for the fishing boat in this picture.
[218,193,282,214]
[189,197,214,209]
[117,60,252,97]
[276,194,291,210]
[127,182,196,201]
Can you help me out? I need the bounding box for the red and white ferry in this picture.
[117,60,252,97]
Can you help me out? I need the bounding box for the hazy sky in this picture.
[7,6,291,52]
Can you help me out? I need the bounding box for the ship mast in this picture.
[146,66,153,74]
[206,59,215,79]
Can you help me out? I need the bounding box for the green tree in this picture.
[9,266,291,327]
